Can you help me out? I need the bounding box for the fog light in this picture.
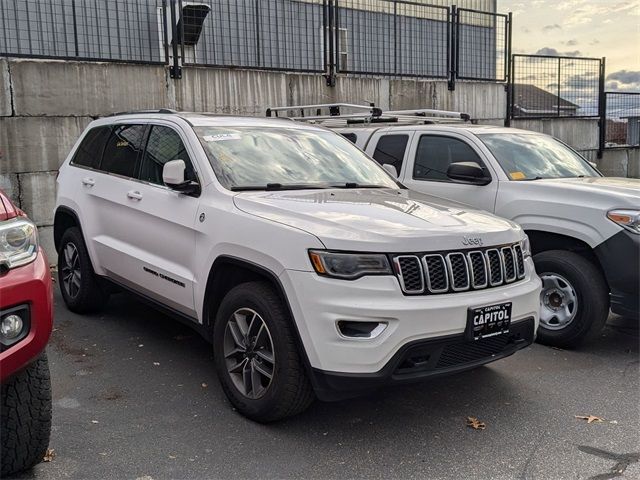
[1,314,23,340]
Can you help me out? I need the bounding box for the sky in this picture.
[499,0,640,92]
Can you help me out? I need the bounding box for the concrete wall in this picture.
[0,57,635,262]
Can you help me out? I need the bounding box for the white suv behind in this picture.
[54,111,541,421]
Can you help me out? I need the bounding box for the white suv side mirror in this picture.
[163,159,186,186]
[382,164,398,178]
[162,159,200,196]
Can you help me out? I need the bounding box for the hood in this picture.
[531,177,640,201]
[0,189,21,222]
[234,189,521,252]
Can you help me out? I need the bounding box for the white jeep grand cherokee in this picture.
[54,111,541,422]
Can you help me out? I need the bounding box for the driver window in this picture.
[413,135,488,182]
[140,126,197,186]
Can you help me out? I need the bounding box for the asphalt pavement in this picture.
[19,289,640,480]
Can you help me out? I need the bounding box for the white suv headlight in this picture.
[309,250,392,279]
[607,209,640,234]
[0,218,39,270]
[521,235,532,258]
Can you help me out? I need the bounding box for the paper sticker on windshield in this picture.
[510,171,526,180]
[203,134,241,142]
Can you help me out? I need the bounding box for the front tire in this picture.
[213,281,314,422]
[1,353,52,477]
[534,250,609,348]
[58,227,109,313]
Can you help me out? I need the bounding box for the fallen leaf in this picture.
[609,420,618,424]
[153,362,160,366]
[43,449,55,462]
[466,416,486,430]
[138,344,144,348]
[201,383,208,388]
[91,420,99,424]
[575,415,604,424]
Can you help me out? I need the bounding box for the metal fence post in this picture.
[597,57,606,159]
[448,5,457,91]
[71,0,79,57]
[325,0,336,87]
[169,0,182,79]
[504,12,513,127]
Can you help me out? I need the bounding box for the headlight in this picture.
[0,218,38,271]
[607,209,640,234]
[521,235,532,258]
[308,250,392,279]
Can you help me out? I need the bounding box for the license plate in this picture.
[466,302,512,341]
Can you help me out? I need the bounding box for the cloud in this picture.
[542,24,562,31]
[535,47,582,57]
[555,1,640,26]
[563,39,579,46]
[589,39,600,46]
[606,70,640,84]
[606,71,640,92]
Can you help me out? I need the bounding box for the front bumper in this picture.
[0,248,53,382]
[310,317,535,401]
[595,230,640,318]
[280,257,541,379]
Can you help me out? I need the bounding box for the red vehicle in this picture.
[0,189,53,476]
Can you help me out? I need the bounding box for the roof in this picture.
[512,84,580,114]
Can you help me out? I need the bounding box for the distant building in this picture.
[511,84,579,117]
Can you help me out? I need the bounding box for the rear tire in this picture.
[58,227,109,313]
[534,250,609,348]
[213,281,314,422]
[1,353,52,477]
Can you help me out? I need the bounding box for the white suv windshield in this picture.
[195,126,399,190]
[478,133,599,180]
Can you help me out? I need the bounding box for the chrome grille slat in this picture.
[446,253,470,291]
[501,247,517,282]
[486,249,504,286]
[393,255,425,293]
[467,251,488,288]
[513,245,526,278]
[422,254,449,293]
[393,242,525,295]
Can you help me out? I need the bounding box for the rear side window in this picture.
[372,135,408,174]
[413,135,487,181]
[100,125,147,178]
[140,126,197,185]
[71,127,111,169]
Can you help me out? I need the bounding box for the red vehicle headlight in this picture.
[0,218,38,271]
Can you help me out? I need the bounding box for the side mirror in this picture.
[163,159,200,195]
[382,163,398,178]
[447,162,491,186]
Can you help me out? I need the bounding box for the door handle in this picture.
[127,190,143,201]
[81,177,95,187]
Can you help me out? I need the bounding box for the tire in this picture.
[213,281,315,422]
[534,250,609,349]
[58,227,109,313]
[1,353,52,477]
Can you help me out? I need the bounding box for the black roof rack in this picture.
[106,109,178,117]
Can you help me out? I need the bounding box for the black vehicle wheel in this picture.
[1,353,52,477]
[213,281,314,422]
[534,250,609,348]
[58,227,109,313]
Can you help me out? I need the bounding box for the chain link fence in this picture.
[0,0,512,86]
[604,92,640,148]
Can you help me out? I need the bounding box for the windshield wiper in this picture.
[230,183,330,192]
[330,183,393,189]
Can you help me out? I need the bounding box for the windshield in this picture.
[194,126,399,190]
[478,133,600,180]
